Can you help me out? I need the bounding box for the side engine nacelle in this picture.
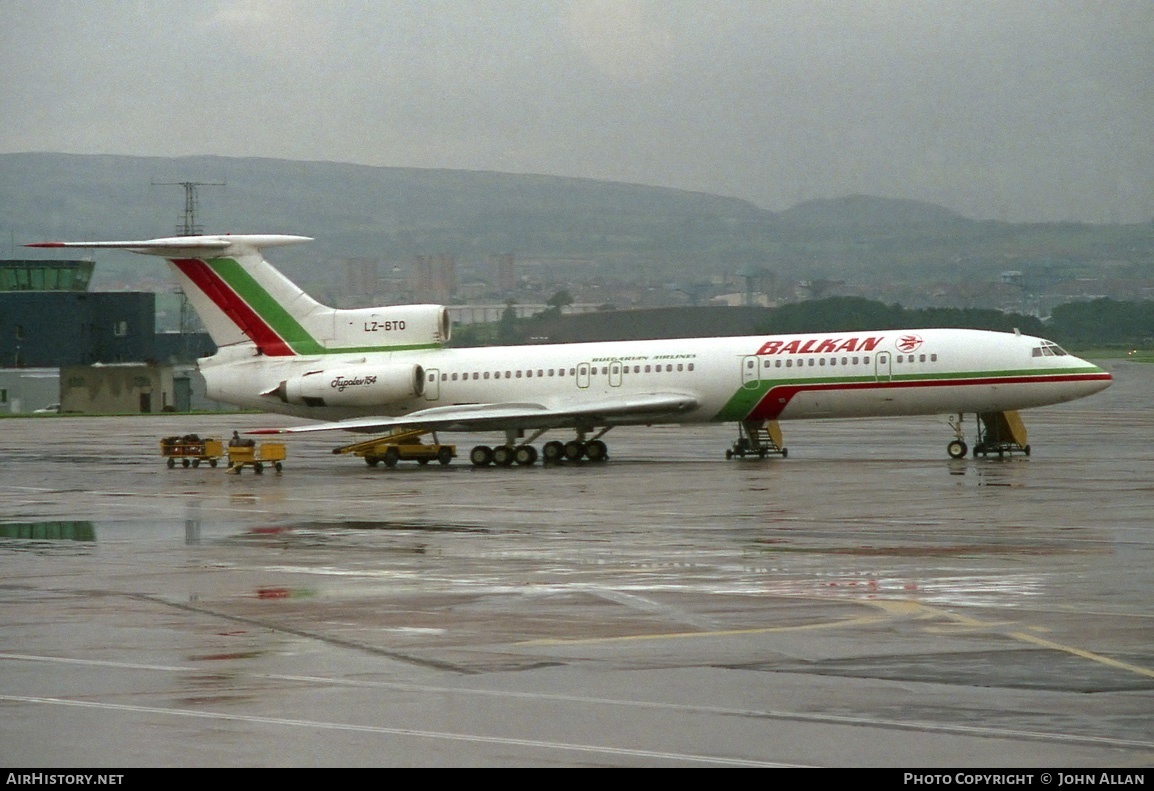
[276,363,425,408]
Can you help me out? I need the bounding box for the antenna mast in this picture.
[152,180,225,236]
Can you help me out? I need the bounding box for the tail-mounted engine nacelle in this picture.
[276,364,425,408]
[334,304,451,348]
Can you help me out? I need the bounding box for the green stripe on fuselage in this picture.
[713,365,1105,422]
[714,373,872,422]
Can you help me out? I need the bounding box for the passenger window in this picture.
[451,373,458,381]
[688,363,694,371]
[931,354,937,362]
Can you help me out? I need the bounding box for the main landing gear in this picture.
[726,419,787,460]
[947,411,1031,459]
[470,428,611,467]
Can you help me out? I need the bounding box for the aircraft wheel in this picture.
[383,447,400,467]
[470,445,493,466]
[542,441,565,463]
[947,440,967,459]
[563,440,585,461]
[492,445,516,467]
[514,445,538,466]
[585,439,608,462]
[437,447,453,466]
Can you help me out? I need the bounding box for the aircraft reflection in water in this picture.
[29,235,1111,464]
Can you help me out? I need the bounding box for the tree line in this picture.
[757,297,1153,348]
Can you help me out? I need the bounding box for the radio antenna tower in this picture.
[152,180,225,236]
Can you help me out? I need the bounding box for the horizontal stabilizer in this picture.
[27,234,312,258]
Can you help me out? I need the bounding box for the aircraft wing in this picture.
[250,392,700,435]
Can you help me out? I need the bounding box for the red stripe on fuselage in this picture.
[746,372,1113,421]
[171,258,295,356]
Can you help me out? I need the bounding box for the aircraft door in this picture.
[576,363,591,389]
[874,352,891,382]
[608,361,622,387]
[741,355,760,390]
[425,368,440,400]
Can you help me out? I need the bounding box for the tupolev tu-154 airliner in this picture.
[29,234,1112,464]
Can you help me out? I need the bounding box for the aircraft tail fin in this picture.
[28,235,318,355]
[29,234,451,356]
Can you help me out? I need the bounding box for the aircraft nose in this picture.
[1075,357,1113,394]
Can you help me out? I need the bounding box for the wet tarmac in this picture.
[1,360,1151,767]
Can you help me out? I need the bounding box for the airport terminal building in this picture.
[0,258,211,413]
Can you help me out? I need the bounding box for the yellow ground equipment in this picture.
[726,420,787,459]
[947,410,1030,458]
[333,429,456,468]
[974,410,1030,457]
[227,441,287,474]
[160,435,224,468]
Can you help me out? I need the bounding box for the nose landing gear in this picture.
[947,411,1031,459]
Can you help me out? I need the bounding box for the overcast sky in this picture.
[1,0,1151,223]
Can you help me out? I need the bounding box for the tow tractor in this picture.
[333,429,455,468]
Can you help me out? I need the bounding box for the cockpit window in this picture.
[1032,341,1069,357]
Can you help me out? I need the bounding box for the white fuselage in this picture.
[200,327,1111,430]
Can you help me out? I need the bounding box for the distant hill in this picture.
[2,153,1149,295]
[0,152,768,284]
[778,194,968,229]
